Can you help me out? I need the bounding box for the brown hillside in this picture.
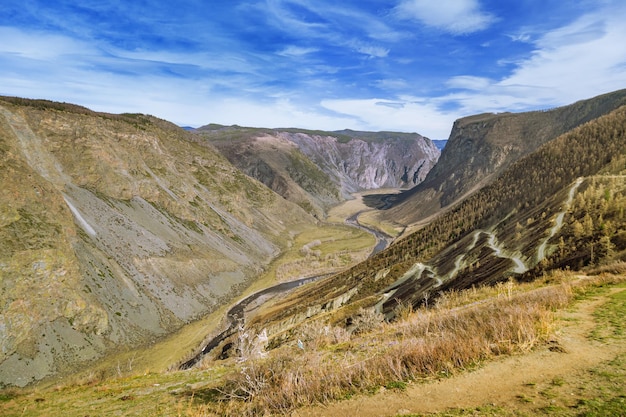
[0,97,313,386]
[246,102,626,345]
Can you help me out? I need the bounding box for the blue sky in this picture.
[1,0,625,138]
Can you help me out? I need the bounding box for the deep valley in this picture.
[1,89,626,416]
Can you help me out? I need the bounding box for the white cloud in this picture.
[3,3,625,142]
[277,46,318,57]
[507,32,532,43]
[321,97,455,138]
[265,0,327,37]
[353,43,390,58]
[395,0,495,34]
[500,5,626,104]
[0,26,93,60]
[178,98,363,131]
[446,76,491,91]
[438,3,626,115]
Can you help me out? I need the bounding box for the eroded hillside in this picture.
[0,98,314,386]
[198,126,439,218]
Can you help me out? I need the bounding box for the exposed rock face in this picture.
[203,127,440,217]
[383,89,626,227]
[0,99,312,386]
[283,131,439,197]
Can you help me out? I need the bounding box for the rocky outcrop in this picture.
[282,131,439,197]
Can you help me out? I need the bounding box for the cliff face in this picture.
[383,89,626,227]
[203,127,440,217]
[283,131,439,195]
[0,99,312,386]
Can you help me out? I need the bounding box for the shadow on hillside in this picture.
[362,190,412,209]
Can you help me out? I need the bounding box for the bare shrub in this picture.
[299,320,350,350]
[235,322,268,363]
[587,260,626,276]
[351,307,384,334]
[300,240,322,256]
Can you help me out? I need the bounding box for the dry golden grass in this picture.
[3,270,624,417]
[198,273,613,416]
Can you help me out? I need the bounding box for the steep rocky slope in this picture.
[199,126,439,217]
[0,98,313,386]
[377,89,626,227]
[197,129,341,218]
[286,129,439,193]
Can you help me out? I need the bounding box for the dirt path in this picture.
[293,288,625,417]
[537,177,584,261]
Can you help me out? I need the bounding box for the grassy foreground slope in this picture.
[0,270,623,416]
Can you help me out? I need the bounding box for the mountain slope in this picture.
[377,89,626,228]
[196,128,342,218]
[286,129,439,193]
[245,100,626,347]
[198,126,439,217]
[0,98,313,386]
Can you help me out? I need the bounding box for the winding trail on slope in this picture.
[383,228,529,303]
[447,231,482,280]
[537,177,584,262]
[486,232,528,274]
[443,229,527,283]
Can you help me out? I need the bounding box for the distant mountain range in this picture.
[194,126,440,218]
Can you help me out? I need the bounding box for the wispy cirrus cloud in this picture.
[352,42,390,58]
[446,75,491,91]
[440,2,626,115]
[1,1,625,140]
[277,46,319,57]
[394,0,496,34]
[321,96,456,137]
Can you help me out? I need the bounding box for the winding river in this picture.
[179,214,390,369]
[179,274,326,369]
[345,212,393,256]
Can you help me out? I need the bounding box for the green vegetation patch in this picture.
[590,283,626,341]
